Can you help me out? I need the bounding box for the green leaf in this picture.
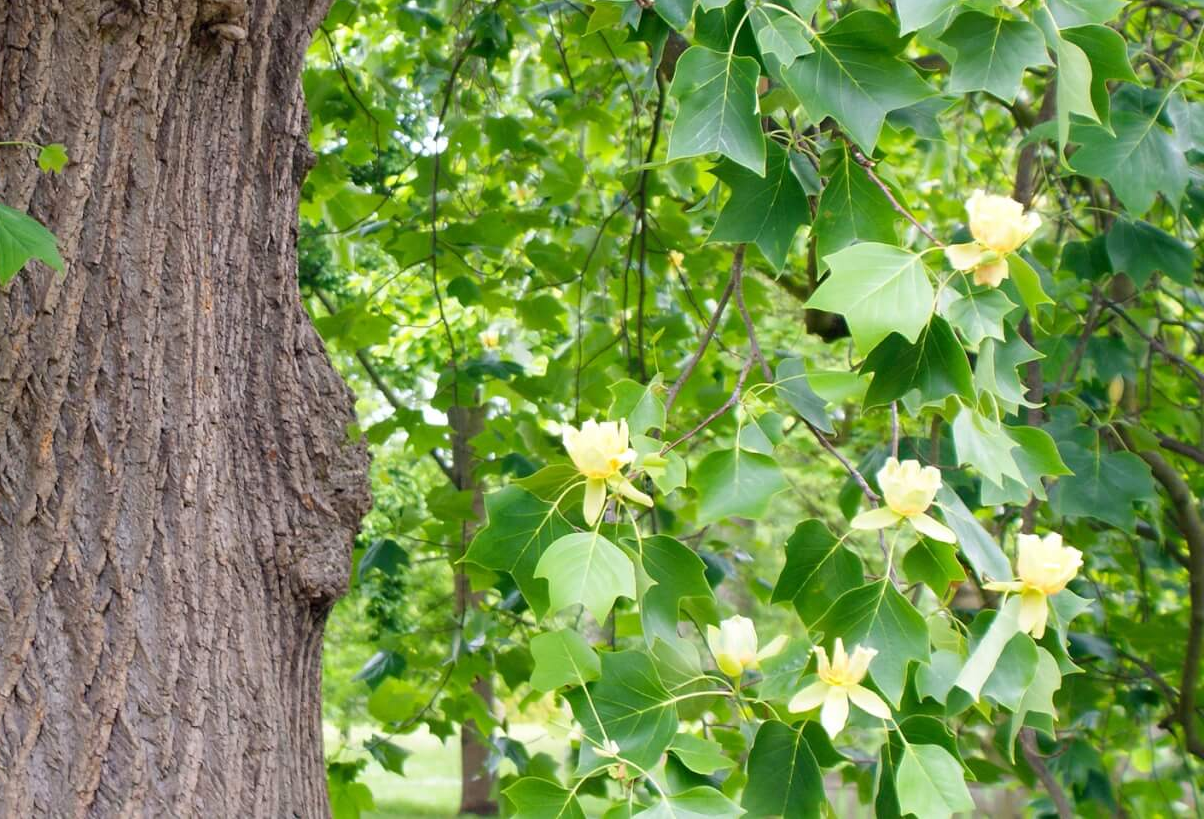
[667,47,766,175]
[774,358,833,434]
[708,142,809,271]
[895,744,975,819]
[812,145,898,262]
[505,778,586,819]
[780,11,933,152]
[358,537,409,580]
[902,539,966,599]
[529,629,602,692]
[668,734,737,775]
[1050,439,1155,531]
[896,0,959,34]
[1061,25,1137,132]
[809,243,934,356]
[940,13,1051,104]
[463,485,574,617]
[692,447,787,525]
[653,0,694,29]
[353,651,407,690]
[366,737,411,776]
[1047,0,1125,27]
[953,596,1022,701]
[535,531,637,622]
[1051,31,1097,149]
[772,519,864,624]
[1105,218,1193,286]
[941,287,1016,347]
[952,407,1024,488]
[609,376,667,435]
[814,579,930,706]
[980,423,1072,504]
[973,332,1042,412]
[743,720,825,819]
[37,143,68,173]
[860,317,975,409]
[638,787,744,819]
[981,632,1039,711]
[567,651,678,772]
[936,486,1011,582]
[757,638,817,700]
[1071,104,1188,216]
[751,6,814,63]
[1007,254,1053,318]
[0,202,64,284]
[1004,648,1063,758]
[638,535,718,645]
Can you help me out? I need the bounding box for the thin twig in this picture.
[1020,729,1074,819]
[663,357,755,453]
[664,250,741,417]
[733,248,773,382]
[845,140,942,246]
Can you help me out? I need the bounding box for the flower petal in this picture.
[788,680,829,713]
[973,257,1009,288]
[583,478,607,526]
[910,512,957,543]
[851,507,901,531]
[757,634,788,663]
[983,581,1025,593]
[1020,588,1050,639]
[849,685,892,719]
[945,242,985,271]
[611,477,652,507]
[820,686,850,738]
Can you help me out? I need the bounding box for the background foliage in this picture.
[287,0,1204,815]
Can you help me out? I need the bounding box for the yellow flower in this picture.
[945,190,1041,288]
[788,639,891,737]
[562,419,652,524]
[850,458,956,543]
[478,328,501,350]
[984,533,1082,639]
[668,250,686,271]
[706,615,787,678]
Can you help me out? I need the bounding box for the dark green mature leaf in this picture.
[1071,105,1188,215]
[666,47,766,174]
[529,629,601,692]
[942,287,1016,347]
[567,651,678,772]
[708,142,809,270]
[812,145,898,262]
[809,243,934,356]
[638,535,718,646]
[358,538,408,580]
[974,332,1043,412]
[757,638,817,700]
[743,721,825,819]
[772,519,864,624]
[463,485,574,617]
[902,539,965,599]
[775,358,833,433]
[780,11,933,152]
[1050,439,1155,531]
[814,579,930,706]
[366,737,411,776]
[535,531,637,622]
[897,0,958,33]
[940,13,1051,103]
[936,486,1011,582]
[1105,218,1193,286]
[668,734,737,775]
[693,447,787,524]
[353,651,407,689]
[505,778,586,819]
[652,0,694,29]
[895,744,975,819]
[861,318,975,409]
[0,202,64,284]
[1061,25,1138,130]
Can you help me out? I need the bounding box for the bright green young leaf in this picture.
[952,407,1024,488]
[974,332,1042,412]
[743,720,825,819]
[668,734,737,775]
[940,13,1051,104]
[981,632,1039,712]
[810,243,934,356]
[638,787,744,819]
[666,47,766,175]
[1105,218,1193,286]
[505,778,586,819]
[941,287,1016,347]
[708,142,810,270]
[751,6,813,64]
[1061,25,1137,132]
[895,743,976,819]
[535,531,636,622]
[814,579,930,706]
[1006,254,1053,317]
[772,519,864,624]
[860,317,975,409]
[774,358,833,434]
[37,143,68,173]
[1052,31,1097,149]
[954,596,1022,701]
[779,11,933,153]
[0,202,64,284]
[692,447,788,525]
[896,0,959,34]
[366,736,411,776]
[529,629,602,692]
[1047,0,1125,27]
[609,375,667,435]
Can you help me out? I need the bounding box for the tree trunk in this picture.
[0,2,369,817]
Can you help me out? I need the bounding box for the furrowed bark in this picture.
[0,1,370,816]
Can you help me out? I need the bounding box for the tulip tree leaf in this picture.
[812,145,898,262]
[566,650,678,772]
[774,358,833,434]
[902,539,966,599]
[772,519,865,624]
[809,243,934,356]
[780,11,933,153]
[0,203,64,284]
[941,287,1016,347]
[1050,438,1155,531]
[1061,24,1138,130]
[742,720,826,819]
[708,142,810,270]
[952,407,1024,487]
[692,447,788,525]
[936,486,1012,582]
[1071,103,1188,216]
[535,531,637,623]
[895,743,976,819]
[609,375,667,435]
[1105,218,1193,286]
[751,6,814,64]
[860,317,975,409]
[940,13,1052,104]
[953,596,1023,701]
[666,46,766,175]
[505,778,586,819]
[1047,0,1125,27]
[529,629,602,692]
[463,485,574,617]
[668,734,737,775]
[896,0,959,33]
[638,535,718,646]
[814,579,930,706]
[639,787,744,819]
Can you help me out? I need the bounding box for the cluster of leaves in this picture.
[0,141,67,284]
[304,0,1204,816]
